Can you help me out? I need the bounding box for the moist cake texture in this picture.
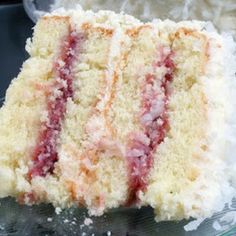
[0,8,236,222]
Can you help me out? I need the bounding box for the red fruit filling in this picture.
[29,31,85,178]
[126,46,175,204]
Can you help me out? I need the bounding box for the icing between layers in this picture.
[126,46,175,204]
[29,30,85,178]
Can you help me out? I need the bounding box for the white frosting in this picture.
[184,24,236,231]
[204,27,236,208]
[46,6,141,30]
[49,0,236,37]
[96,23,123,112]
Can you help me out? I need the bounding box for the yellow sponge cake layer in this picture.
[33,24,127,211]
[141,22,235,220]
[107,24,175,204]
[0,16,71,198]
[141,26,210,220]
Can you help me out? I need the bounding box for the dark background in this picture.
[0,2,33,103]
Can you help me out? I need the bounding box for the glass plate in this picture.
[0,197,236,236]
[0,1,236,235]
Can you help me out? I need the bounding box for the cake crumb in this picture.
[212,221,222,231]
[84,217,93,226]
[80,224,85,229]
[184,218,204,231]
[55,207,62,215]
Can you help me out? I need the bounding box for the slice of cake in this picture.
[0,8,235,222]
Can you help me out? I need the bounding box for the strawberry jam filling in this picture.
[127,46,175,204]
[29,31,85,178]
